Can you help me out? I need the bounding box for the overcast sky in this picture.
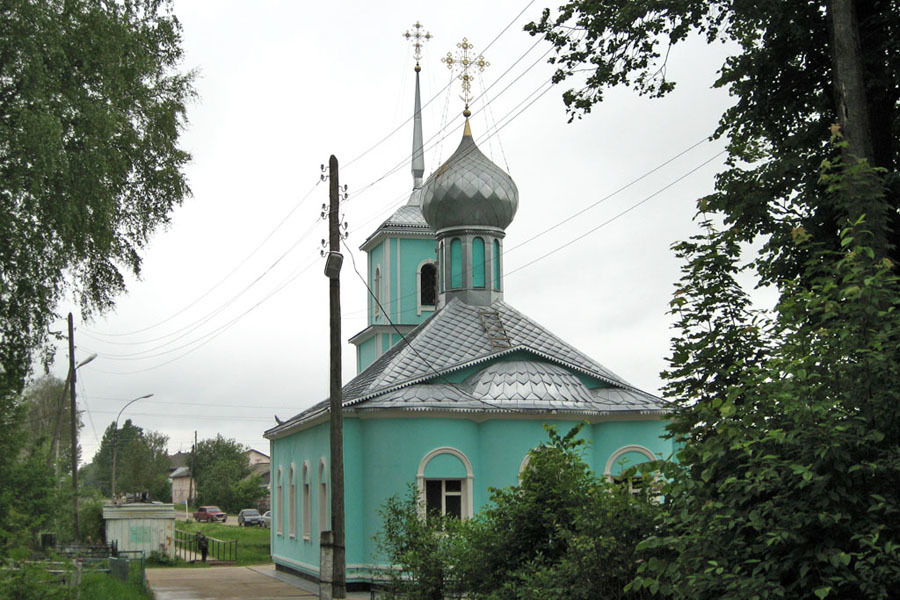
[46,1,736,463]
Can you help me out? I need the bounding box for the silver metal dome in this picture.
[421,125,518,232]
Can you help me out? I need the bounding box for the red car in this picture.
[193,505,227,522]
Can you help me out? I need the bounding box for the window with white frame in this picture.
[425,479,463,518]
[275,467,283,536]
[416,447,474,520]
[288,464,297,537]
[302,462,311,540]
[318,459,328,534]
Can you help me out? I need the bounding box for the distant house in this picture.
[245,449,271,511]
[169,466,195,505]
[246,448,270,466]
[168,452,195,505]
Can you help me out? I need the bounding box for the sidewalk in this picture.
[145,564,372,600]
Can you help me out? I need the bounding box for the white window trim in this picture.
[276,466,284,536]
[416,447,474,519]
[604,444,656,479]
[317,458,328,535]
[373,267,382,322]
[517,452,533,484]
[416,259,437,315]
[302,461,311,541]
[288,464,297,538]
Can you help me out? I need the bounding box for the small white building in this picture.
[103,503,176,559]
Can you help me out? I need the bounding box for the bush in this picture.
[375,424,660,599]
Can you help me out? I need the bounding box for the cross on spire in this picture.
[441,37,489,117]
[403,21,432,69]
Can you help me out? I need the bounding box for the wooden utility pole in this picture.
[68,312,80,541]
[188,431,196,507]
[327,154,346,598]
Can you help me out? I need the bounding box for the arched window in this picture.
[472,237,485,288]
[302,462,311,540]
[275,467,284,536]
[318,459,328,534]
[416,447,474,519]
[288,464,297,538]
[450,239,462,289]
[373,267,382,321]
[493,239,501,290]
[418,261,437,310]
[605,445,657,495]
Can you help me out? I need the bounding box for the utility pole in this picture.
[68,312,80,541]
[326,155,346,598]
[189,431,196,507]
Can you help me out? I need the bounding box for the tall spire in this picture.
[404,22,431,189]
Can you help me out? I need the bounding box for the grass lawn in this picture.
[164,521,273,567]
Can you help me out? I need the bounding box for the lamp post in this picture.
[111,393,154,501]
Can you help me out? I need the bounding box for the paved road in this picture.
[146,564,371,600]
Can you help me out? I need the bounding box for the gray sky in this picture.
[48,1,735,463]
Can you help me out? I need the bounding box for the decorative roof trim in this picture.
[344,345,666,408]
[360,225,433,252]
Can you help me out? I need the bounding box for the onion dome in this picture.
[421,122,518,232]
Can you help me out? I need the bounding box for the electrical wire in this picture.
[85,180,322,338]
[506,150,728,276]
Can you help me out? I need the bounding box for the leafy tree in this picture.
[375,424,659,599]
[21,375,80,476]
[232,474,267,513]
[193,435,251,511]
[0,0,194,399]
[459,424,658,600]
[526,0,900,283]
[627,151,900,598]
[84,420,170,500]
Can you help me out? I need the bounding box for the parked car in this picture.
[193,505,227,522]
[260,511,271,528]
[237,508,262,527]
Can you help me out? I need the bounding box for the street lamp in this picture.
[111,393,154,501]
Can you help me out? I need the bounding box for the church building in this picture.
[264,33,672,585]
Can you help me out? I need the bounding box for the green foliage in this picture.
[0,0,194,397]
[82,420,170,500]
[375,485,465,600]
[460,424,658,600]
[0,414,55,556]
[231,474,267,513]
[629,157,900,599]
[526,0,900,284]
[193,436,251,512]
[375,424,659,599]
[0,566,150,600]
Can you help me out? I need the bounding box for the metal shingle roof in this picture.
[265,298,667,438]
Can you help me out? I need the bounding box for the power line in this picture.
[506,150,728,276]
[85,180,322,338]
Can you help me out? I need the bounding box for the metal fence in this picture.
[1,548,145,589]
[174,528,238,563]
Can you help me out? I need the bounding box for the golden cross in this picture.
[441,38,489,116]
[403,21,432,67]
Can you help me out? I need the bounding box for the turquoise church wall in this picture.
[271,414,672,579]
[365,237,436,329]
